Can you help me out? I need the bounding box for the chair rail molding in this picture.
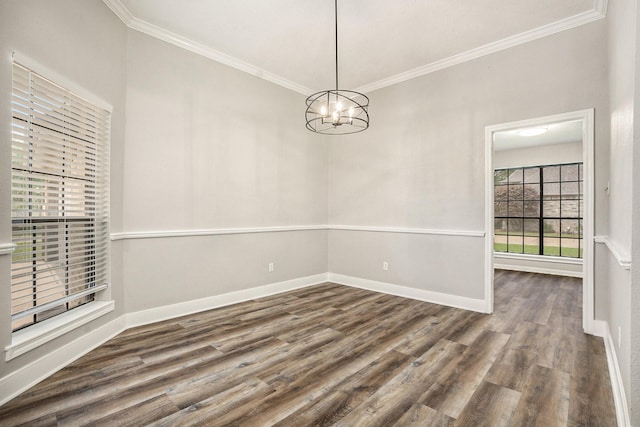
[594,235,631,270]
[111,225,485,241]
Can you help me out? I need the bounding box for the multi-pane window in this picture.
[494,163,583,258]
[10,63,110,331]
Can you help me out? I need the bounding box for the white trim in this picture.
[5,301,115,362]
[329,225,485,237]
[590,319,608,338]
[0,274,328,406]
[0,311,126,406]
[0,271,493,407]
[582,109,596,334]
[485,109,596,334]
[111,225,485,241]
[594,235,632,270]
[0,243,16,255]
[328,273,487,313]
[484,119,496,314]
[101,0,311,96]
[125,273,329,328]
[355,6,608,93]
[494,263,583,278]
[494,252,583,265]
[111,225,327,241]
[102,0,607,95]
[600,322,631,427]
[493,251,583,277]
[101,0,134,23]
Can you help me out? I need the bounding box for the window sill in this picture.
[494,252,583,265]
[5,301,115,361]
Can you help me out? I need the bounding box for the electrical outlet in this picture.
[383,261,389,271]
[618,326,622,349]
[268,262,274,273]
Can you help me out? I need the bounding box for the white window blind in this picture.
[10,62,110,332]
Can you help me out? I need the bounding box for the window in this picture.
[10,62,110,332]
[494,163,583,258]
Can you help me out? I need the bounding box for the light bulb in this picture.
[348,107,354,117]
[336,101,343,111]
[320,105,327,116]
[332,111,339,122]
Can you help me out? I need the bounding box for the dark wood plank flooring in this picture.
[0,270,617,426]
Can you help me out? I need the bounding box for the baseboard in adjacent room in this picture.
[493,263,582,278]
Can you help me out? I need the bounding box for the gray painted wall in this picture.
[494,141,582,169]
[632,1,640,418]
[633,0,640,419]
[1,0,638,419]
[328,20,609,305]
[121,30,329,312]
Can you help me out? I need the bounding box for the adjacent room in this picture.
[0,0,638,425]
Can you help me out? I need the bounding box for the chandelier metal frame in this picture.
[305,0,369,135]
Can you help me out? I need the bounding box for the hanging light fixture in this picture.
[305,0,369,134]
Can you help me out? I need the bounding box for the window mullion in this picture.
[539,167,544,256]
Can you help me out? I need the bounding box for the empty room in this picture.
[0,0,638,425]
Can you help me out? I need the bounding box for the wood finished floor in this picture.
[0,270,616,426]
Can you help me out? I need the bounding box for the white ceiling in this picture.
[104,0,606,94]
[493,120,583,151]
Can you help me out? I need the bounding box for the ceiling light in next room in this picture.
[517,127,548,137]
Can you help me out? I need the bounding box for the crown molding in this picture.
[355,4,608,93]
[101,0,313,95]
[103,0,607,95]
[102,0,134,24]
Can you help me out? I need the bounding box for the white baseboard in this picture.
[328,273,487,313]
[1,271,492,408]
[125,273,330,328]
[494,263,583,278]
[590,319,608,338]
[0,315,127,407]
[600,321,631,427]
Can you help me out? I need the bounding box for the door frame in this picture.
[484,109,595,334]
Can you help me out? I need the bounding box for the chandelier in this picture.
[305,0,369,134]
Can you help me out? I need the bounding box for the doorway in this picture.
[484,109,595,334]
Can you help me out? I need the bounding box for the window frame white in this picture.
[5,52,113,360]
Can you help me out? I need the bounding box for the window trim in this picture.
[7,52,113,357]
[5,301,114,361]
[493,251,583,265]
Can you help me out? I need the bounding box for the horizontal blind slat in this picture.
[11,284,108,321]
